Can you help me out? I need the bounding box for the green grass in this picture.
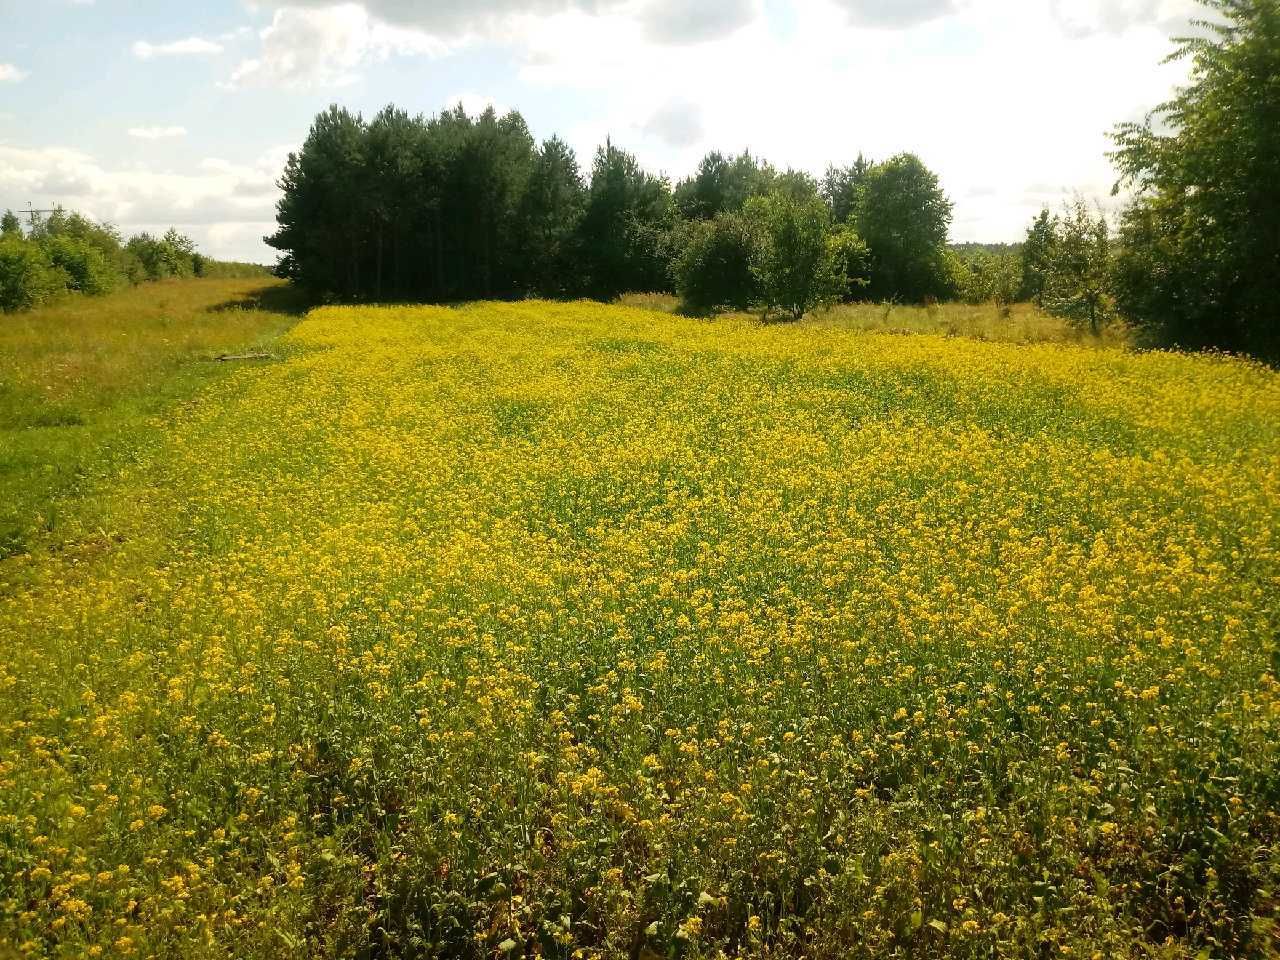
[616,294,1130,347]
[0,278,304,557]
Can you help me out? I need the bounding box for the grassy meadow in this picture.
[616,295,1131,348]
[1,296,1279,958]
[0,278,301,558]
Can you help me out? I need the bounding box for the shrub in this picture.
[950,250,1023,306]
[0,209,235,315]
[671,213,758,314]
[44,236,119,296]
[827,225,871,301]
[126,231,198,281]
[745,190,846,321]
[0,236,64,312]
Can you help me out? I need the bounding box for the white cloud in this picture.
[638,0,759,44]
[0,64,28,82]
[642,100,704,148]
[832,0,958,28]
[132,37,225,59]
[0,144,292,262]
[266,0,606,40]
[262,0,761,45]
[202,221,277,261]
[217,26,254,42]
[128,126,189,140]
[1048,0,1200,37]
[228,4,447,89]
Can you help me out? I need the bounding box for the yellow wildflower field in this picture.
[2,301,1278,958]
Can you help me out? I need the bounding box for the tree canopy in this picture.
[268,103,958,313]
[0,208,262,314]
[854,154,954,303]
[745,190,847,321]
[1110,0,1280,359]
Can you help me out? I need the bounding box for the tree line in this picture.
[266,98,1108,327]
[267,105,958,318]
[269,0,1277,361]
[0,209,268,314]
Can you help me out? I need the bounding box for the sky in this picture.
[0,0,1202,264]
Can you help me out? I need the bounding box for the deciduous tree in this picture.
[855,154,953,303]
[1110,0,1280,359]
[745,190,846,321]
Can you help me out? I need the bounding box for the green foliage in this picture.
[518,136,586,297]
[1041,199,1115,335]
[271,102,970,311]
[1110,0,1280,360]
[671,212,759,314]
[827,225,872,300]
[197,259,273,280]
[821,154,874,225]
[673,151,774,220]
[0,236,63,312]
[270,103,599,302]
[125,230,201,282]
[855,154,954,303]
[44,236,119,296]
[0,207,261,314]
[771,168,822,202]
[1,210,22,238]
[1020,209,1057,305]
[745,189,846,320]
[578,139,673,300]
[949,248,1024,306]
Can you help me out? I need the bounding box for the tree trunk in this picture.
[434,209,444,299]
[376,229,384,302]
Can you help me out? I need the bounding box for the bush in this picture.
[950,249,1023,306]
[0,236,64,312]
[745,190,846,321]
[0,208,242,315]
[45,235,119,296]
[199,259,272,280]
[125,230,199,281]
[671,213,758,314]
[828,226,871,301]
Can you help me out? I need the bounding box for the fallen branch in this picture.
[214,352,276,362]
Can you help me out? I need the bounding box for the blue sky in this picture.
[0,0,1200,263]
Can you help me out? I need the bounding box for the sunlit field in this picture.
[2,300,1278,959]
[0,278,299,558]
[617,294,1134,349]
